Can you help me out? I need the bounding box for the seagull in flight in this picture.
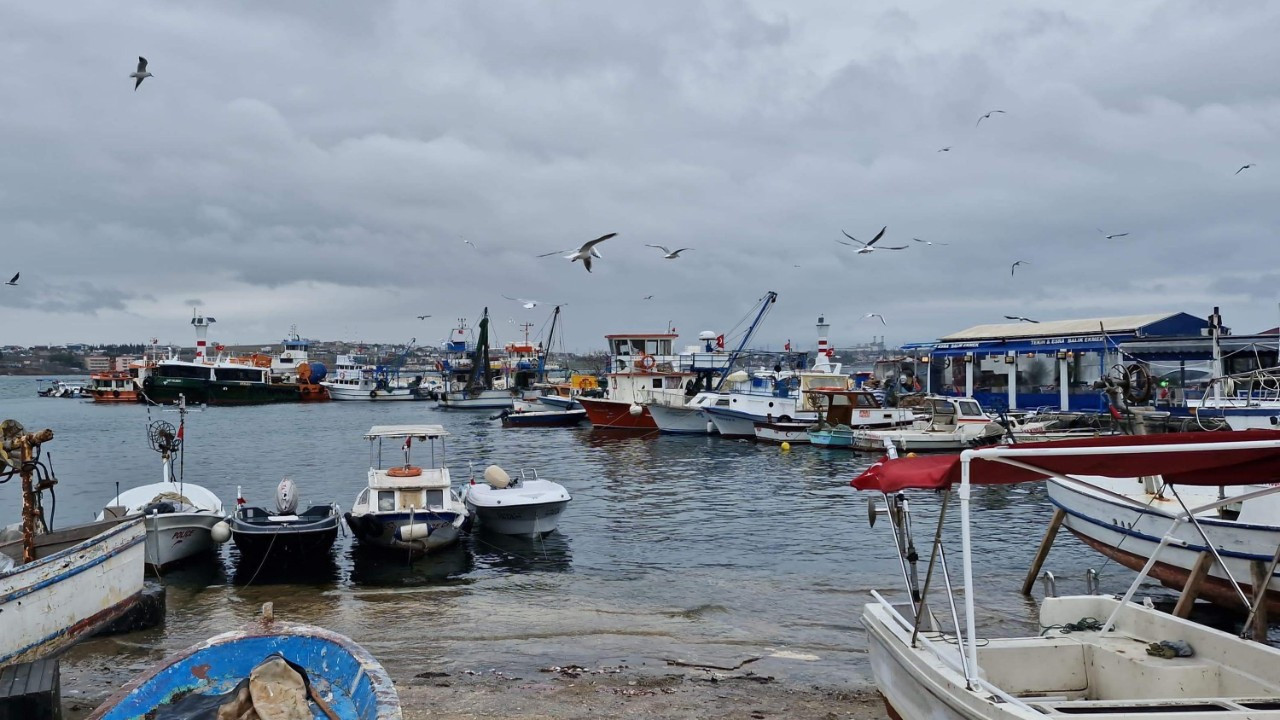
[863,313,887,326]
[502,295,541,309]
[4,272,17,286]
[1236,163,1255,175]
[1004,315,1039,323]
[1011,260,1030,276]
[416,314,432,320]
[938,146,952,152]
[976,109,1006,126]
[130,57,152,90]
[537,233,617,273]
[912,237,948,246]
[835,227,907,254]
[645,244,691,259]
[642,295,654,300]
[1097,229,1129,240]
[461,237,477,250]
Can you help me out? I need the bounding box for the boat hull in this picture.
[346,511,464,555]
[86,620,401,720]
[436,389,514,410]
[809,428,854,447]
[91,389,140,403]
[538,395,579,410]
[648,403,716,434]
[0,518,146,667]
[467,500,569,537]
[577,397,657,430]
[325,383,424,401]
[702,407,764,438]
[501,409,587,427]
[1047,478,1280,614]
[142,512,222,570]
[753,421,812,444]
[229,508,339,563]
[144,377,328,405]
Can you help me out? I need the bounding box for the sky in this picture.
[1,1,1277,352]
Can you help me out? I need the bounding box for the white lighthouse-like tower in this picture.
[814,314,833,369]
[191,309,217,362]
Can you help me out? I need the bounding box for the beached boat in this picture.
[437,309,515,410]
[345,425,468,555]
[1,425,146,667]
[86,603,401,720]
[807,388,918,447]
[226,479,339,563]
[461,465,571,537]
[97,403,224,570]
[854,431,1280,719]
[851,396,1004,452]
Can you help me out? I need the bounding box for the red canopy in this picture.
[851,430,1280,494]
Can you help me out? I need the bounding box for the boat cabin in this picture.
[154,361,269,384]
[360,425,452,513]
[810,389,885,425]
[926,396,990,431]
[606,333,681,374]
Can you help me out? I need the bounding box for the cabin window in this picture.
[158,364,213,380]
[856,394,877,408]
[652,378,663,389]
[615,340,630,355]
[377,491,395,512]
[716,398,730,406]
[400,490,425,509]
[426,489,445,509]
[356,489,369,506]
[216,367,266,383]
[958,400,983,416]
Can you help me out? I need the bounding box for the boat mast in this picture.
[469,308,492,391]
[713,291,778,392]
[1210,306,1224,406]
[540,306,561,384]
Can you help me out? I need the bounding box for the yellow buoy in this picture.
[781,442,791,452]
[906,452,918,458]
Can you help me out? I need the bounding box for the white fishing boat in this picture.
[752,419,812,444]
[437,310,515,410]
[97,401,224,571]
[461,465,571,537]
[322,352,427,401]
[851,396,1004,452]
[854,431,1280,719]
[1,424,147,667]
[702,314,852,438]
[344,425,468,556]
[806,388,918,447]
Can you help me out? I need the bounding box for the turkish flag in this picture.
[715,334,725,349]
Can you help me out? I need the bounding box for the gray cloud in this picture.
[0,1,1276,349]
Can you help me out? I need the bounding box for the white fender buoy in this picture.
[485,465,511,489]
[395,523,432,541]
[629,404,643,417]
[211,520,231,544]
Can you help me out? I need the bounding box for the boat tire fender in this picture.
[370,390,378,399]
[779,415,792,423]
[343,512,364,538]
[362,515,384,538]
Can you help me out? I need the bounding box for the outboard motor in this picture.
[276,477,299,515]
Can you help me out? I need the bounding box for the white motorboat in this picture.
[854,431,1280,719]
[461,465,571,537]
[344,425,468,556]
[1,424,147,667]
[37,379,87,398]
[97,405,224,571]
[752,419,812,444]
[851,396,1004,452]
[322,353,428,401]
[806,388,919,447]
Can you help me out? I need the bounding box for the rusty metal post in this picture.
[13,428,55,564]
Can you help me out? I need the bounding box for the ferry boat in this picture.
[576,331,694,430]
[143,313,330,405]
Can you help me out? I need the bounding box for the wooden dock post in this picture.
[1173,551,1215,618]
[1021,508,1066,596]
[1249,561,1270,640]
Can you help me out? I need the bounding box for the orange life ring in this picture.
[637,354,656,371]
[574,377,592,390]
[387,465,422,478]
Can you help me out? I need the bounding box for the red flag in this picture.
[715,334,725,349]
[176,423,184,441]
[784,339,791,351]
[402,436,412,451]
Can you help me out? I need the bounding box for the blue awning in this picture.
[928,335,1131,357]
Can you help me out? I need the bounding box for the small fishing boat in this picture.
[753,419,812,444]
[345,425,468,556]
[806,388,918,447]
[89,369,142,403]
[36,379,87,398]
[461,465,571,537]
[851,396,1004,452]
[1,423,147,667]
[224,479,339,563]
[437,310,516,410]
[97,401,225,571]
[499,406,587,427]
[87,603,401,720]
[854,431,1280,719]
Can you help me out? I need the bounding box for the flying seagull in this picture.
[461,237,477,250]
[912,237,948,246]
[130,57,152,90]
[1236,163,1255,175]
[1097,229,1129,240]
[1011,260,1030,276]
[1004,315,1039,323]
[644,244,691,259]
[863,312,887,326]
[642,295,654,300]
[416,314,432,320]
[835,226,907,254]
[4,272,17,286]
[938,146,952,152]
[976,109,1006,126]
[536,232,618,273]
[502,295,541,309]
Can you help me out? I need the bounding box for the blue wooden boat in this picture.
[87,605,400,720]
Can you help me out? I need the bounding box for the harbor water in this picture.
[2,377,1142,697]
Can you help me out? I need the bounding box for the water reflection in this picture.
[227,547,342,586]
[347,543,474,587]
[469,530,573,574]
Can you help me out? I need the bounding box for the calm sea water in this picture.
[2,376,1133,695]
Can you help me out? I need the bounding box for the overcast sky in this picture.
[1,1,1277,352]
